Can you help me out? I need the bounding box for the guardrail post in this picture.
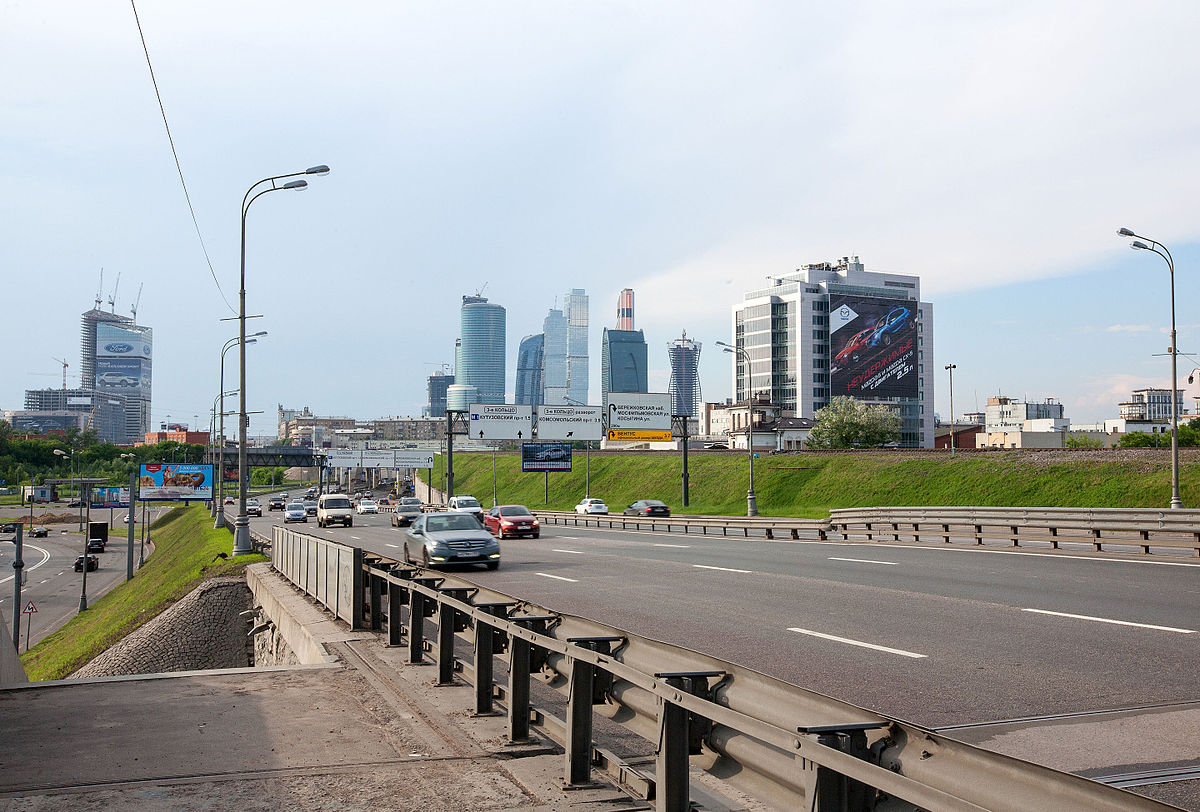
[471,602,516,715]
[408,589,426,664]
[505,615,558,743]
[654,670,725,812]
[799,723,885,812]
[369,571,382,631]
[565,657,596,786]
[387,575,405,646]
[437,601,457,685]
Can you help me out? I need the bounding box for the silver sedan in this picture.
[403,512,500,570]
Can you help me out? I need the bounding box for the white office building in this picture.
[731,256,934,447]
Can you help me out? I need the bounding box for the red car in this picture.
[833,327,875,367]
[483,505,540,539]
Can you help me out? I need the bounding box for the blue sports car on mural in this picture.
[869,306,910,347]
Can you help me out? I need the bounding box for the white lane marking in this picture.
[829,557,897,566]
[693,564,752,574]
[350,536,362,540]
[787,627,927,659]
[555,536,581,540]
[552,549,584,555]
[1021,608,1196,634]
[653,543,691,548]
[857,542,1200,568]
[536,572,578,582]
[0,544,51,585]
[386,543,400,549]
[39,579,50,584]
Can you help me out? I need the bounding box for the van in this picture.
[447,495,484,522]
[317,493,354,528]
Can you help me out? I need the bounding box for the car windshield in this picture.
[426,514,483,532]
[645,500,665,506]
[360,499,375,505]
[500,506,531,516]
[288,503,304,510]
[400,498,421,506]
[455,498,480,508]
[323,498,351,508]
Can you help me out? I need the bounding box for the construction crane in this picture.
[51,357,69,390]
[475,282,488,298]
[94,268,104,310]
[130,283,143,323]
[107,271,121,313]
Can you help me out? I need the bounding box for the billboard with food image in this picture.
[139,463,213,501]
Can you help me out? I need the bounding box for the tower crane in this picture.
[95,268,104,310]
[51,357,69,390]
[130,283,143,323]
[107,271,121,313]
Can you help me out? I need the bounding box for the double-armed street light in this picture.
[715,340,758,517]
[1118,227,1183,509]
[215,333,263,527]
[233,165,329,555]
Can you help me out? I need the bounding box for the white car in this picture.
[575,498,609,515]
[447,495,484,520]
[356,499,378,514]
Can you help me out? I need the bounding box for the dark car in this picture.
[624,499,670,517]
[390,497,424,527]
[68,500,84,508]
[483,505,540,539]
[74,554,99,572]
[302,499,318,516]
[869,306,910,348]
[30,526,49,538]
[87,538,106,553]
[403,512,499,570]
[268,496,285,511]
[0,521,20,533]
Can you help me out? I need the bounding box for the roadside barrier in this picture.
[270,525,1172,812]
[536,510,831,540]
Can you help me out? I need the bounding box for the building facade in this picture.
[1118,388,1187,421]
[616,288,634,331]
[667,332,702,417]
[79,307,153,440]
[983,396,1065,433]
[730,256,934,447]
[425,373,453,418]
[600,328,648,406]
[457,295,506,404]
[565,288,589,405]
[542,307,567,403]
[515,334,545,405]
[23,386,136,444]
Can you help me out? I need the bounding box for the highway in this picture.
[248,503,1200,729]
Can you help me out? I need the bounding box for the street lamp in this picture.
[55,448,90,610]
[944,364,957,456]
[1118,227,1182,509]
[53,448,79,529]
[215,333,262,527]
[716,341,758,516]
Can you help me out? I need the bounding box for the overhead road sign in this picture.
[536,405,603,441]
[469,404,533,440]
[326,450,361,469]
[606,393,672,440]
[393,451,435,468]
[606,429,673,442]
[360,449,397,468]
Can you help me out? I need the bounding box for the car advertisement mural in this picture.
[95,323,153,393]
[829,295,917,399]
[521,442,572,472]
[139,464,213,501]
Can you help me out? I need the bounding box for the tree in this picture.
[1065,434,1103,449]
[806,396,901,449]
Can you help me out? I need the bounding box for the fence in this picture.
[270,524,1170,812]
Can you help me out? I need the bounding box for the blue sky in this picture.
[2,2,1198,435]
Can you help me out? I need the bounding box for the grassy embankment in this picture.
[426,451,1199,517]
[20,505,268,681]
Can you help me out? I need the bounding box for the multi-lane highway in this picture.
[248,501,1200,729]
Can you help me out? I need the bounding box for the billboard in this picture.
[91,487,130,508]
[139,463,213,501]
[829,295,918,399]
[95,323,152,393]
[521,443,572,472]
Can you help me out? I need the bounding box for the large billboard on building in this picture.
[829,295,917,399]
[139,463,213,501]
[95,323,152,393]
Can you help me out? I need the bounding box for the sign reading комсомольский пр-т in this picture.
[605,393,672,442]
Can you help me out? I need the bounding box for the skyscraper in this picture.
[667,332,702,418]
[731,256,933,447]
[600,328,648,406]
[515,334,545,405]
[458,295,506,404]
[542,307,567,404]
[426,372,453,417]
[616,288,634,330]
[565,288,589,405]
[80,306,152,439]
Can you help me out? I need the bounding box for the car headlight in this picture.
[531,519,539,527]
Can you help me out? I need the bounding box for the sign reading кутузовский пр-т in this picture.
[828,294,918,399]
[469,404,533,440]
[605,393,673,442]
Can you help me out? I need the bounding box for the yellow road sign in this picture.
[606,429,673,442]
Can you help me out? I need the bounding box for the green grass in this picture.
[430,451,1200,517]
[19,505,268,681]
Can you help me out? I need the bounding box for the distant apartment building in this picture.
[565,288,589,405]
[515,334,545,405]
[731,256,934,447]
[667,332,702,417]
[1118,388,1186,421]
[140,429,210,446]
[457,295,506,404]
[600,328,648,406]
[983,396,1065,433]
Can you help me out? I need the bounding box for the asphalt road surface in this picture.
[249,504,1200,729]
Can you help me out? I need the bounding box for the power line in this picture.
[129,0,235,315]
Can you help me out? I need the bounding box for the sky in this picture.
[3,1,1200,436]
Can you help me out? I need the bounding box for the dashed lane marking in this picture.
[828,557,898,566]
[693,564,752,574]
[1022,608,1195,634]
[386,544,400,548]
[653,543,691,548]
[787,627,927,659]
[536,573,578,582]
[552,549,584,554]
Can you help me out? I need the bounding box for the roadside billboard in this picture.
[521,443,572,472]
[138,463,213,501]
[536,405,603,441]
[91,487,130,508]
[828,295,918,399]
[95,323,152,393]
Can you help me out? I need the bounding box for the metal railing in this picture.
[270,525,1172,811]
[536,510,831,540]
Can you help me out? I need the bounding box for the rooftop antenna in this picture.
[130,282,143,323]
[107,271,121,313]
[51,357,69,390]
[95,268,104,310]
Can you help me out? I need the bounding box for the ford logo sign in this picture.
[104,343,133,353]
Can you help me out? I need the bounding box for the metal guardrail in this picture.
[829,507,1200,556]
[270,525,1172,812]
[536,510,832,540]
[271,527,362,626]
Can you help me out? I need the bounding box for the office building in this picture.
[984,396,1065,433]
[426,372,453,418]
[457,295,506,404]
[80,307,153,439]
[731,256,933,447]
[600,328,648,406]
[446,384,478,412]
[565,288,589,405]
[1118,388,1186,421]
[515,334,545,405]
[24,386,136,444]
[543,307,567,402]
[667,332,702,418]
[616,288,634,330]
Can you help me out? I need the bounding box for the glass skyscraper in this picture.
[565,288,589,405]
[600,328,648,406]
[515,334,545,405]
[667,332,702,417]
[542,308,567,404]
[458,295,506,404]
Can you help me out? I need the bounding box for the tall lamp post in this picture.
[1118,227,1183,509]
[54,448,91,610]
[715,341,758,516]
[944,364,957,456]
[233,165,329,555]
[216,333,262,527]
